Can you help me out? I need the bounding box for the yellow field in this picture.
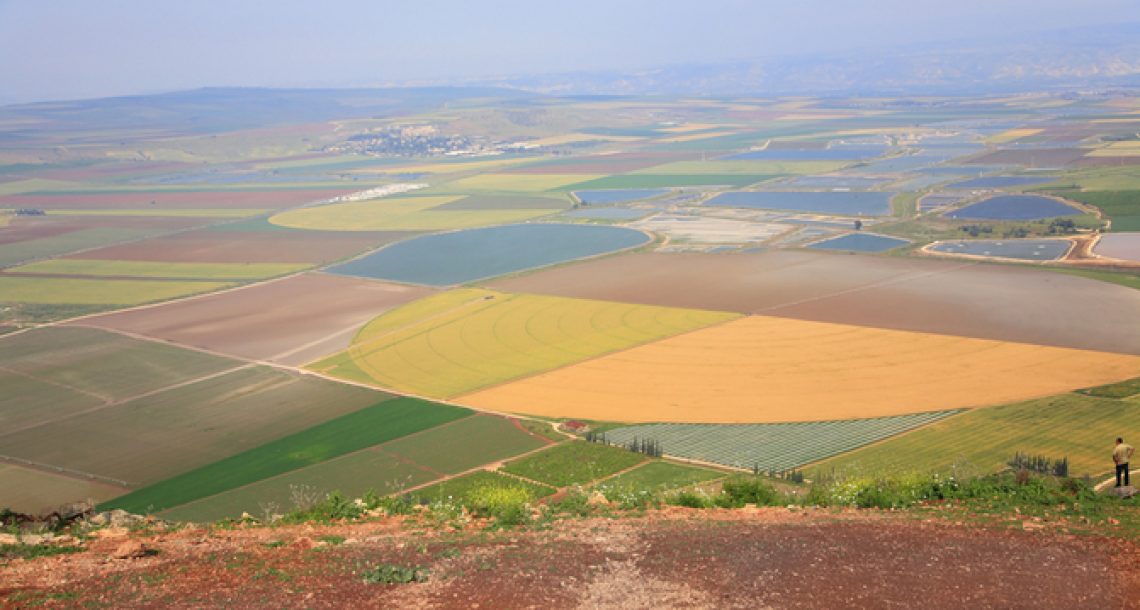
[460,316,1140,424]
[442,173,602,192]
[1087,141,1140,157]
[987,128,1043,144]
[269,195,556,231]
[309,288,737,398]
[0,276,233,305]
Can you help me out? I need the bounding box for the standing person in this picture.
[1114,437,1134,487]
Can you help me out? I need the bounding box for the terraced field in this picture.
[158,414,550,521]
[269,195,558,231]
[812,384,1140,478]
[599,411,962,472]
[460,316,1140,423]
[311,288,737,398]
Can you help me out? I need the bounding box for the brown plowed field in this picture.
[964,148,1088,167]
[4,510,1136,609]
[67,229,413,264]
[485,251,1140,355]
[0,188,358,210]
[74,273,434,365]
[461,315,1140,423]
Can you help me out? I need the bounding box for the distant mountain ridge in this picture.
[481,22,1140,96]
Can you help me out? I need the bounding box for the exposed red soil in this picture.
[504,152,691,175]
[74,273,434,364]
[3,509,1136,609]
[486,250,1140,355]
[67,229,412,264]
[0,188,359,210]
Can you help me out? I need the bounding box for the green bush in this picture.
[362,563,429,584]
[718,477,781,508]
[466,485,532,527]
[671,490,714,508]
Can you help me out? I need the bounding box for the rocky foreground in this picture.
[3,507,1139,609]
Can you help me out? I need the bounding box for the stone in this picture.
[111,540,150,560]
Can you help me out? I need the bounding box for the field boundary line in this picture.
[0,363,254,440]
[799,408,971,473]
[0,364,112,404]
[0,454,131,488]
[588,457,653,486]
[398,440,566,497]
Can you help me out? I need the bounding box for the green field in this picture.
[269,195,558,231]
[1038,166,1140,192]
[4,366,392,489]
[1078,376,1140,399]
[0,227,160,267]
[311,288,737,398]
[811,388,1140,479]
[408,470,555,504]
[1047,189,1140,232]
[442,173,600,192]
[564,174,778,190]
[9,259,308,280]
[595,461,725,493]
[0,276,233,305]
[156,414,549,521]
[633,159,850,175]
[102,397,470,513]
[501,441,647,487]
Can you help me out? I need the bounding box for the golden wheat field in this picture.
[460,316,1140,423]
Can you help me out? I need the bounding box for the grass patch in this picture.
[101,398,472,514]
[409,470,554,504]
[1046,189,1140,232]
[0,544,83,561]
[1077,376,1140,399]
[597,461,725,493]
[502,441,646,487]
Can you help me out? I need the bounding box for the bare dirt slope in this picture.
[4,509,1137,609]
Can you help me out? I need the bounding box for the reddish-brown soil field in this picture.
[68,229,413,264]
[486,250,1140,355]
[0,188,359,210]
[3,510,1135,609]
[74,272,434,365]
[964,148,1089,167]
[505,152,691,174]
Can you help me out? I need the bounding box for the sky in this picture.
[1,0,1138,104]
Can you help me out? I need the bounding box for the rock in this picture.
[0,533,18,545]
[20,533,55,545]
[586,491,610,507]
[1108,486,1137,499]
[291,537,314,550]
[1021,521,1043,531]
[111,540,150,560]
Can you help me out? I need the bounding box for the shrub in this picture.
[718,477,781,508]
[466,485,532,527]
[362,563,429,585]
[671,490,714,509]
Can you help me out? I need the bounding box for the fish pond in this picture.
[945,195,1082,220]
[929,239,1071,261]
[808,233,910,253]
[328,223,650,286]
[706,191,895,216]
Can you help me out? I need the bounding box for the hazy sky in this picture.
[1,0,1137,103]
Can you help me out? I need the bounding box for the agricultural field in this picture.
[0,276,232,306]
[0,226,163,267]
[706,191,895,216]
[327,223,650,286]
[268,195,562,231]
[812,383,1140,479]
[460,315,1140,423]
[311,288,736,398]
[598,411,961,472]
[1047,190,1140,232]
[595,461,725,493]
[78,273,433,365]
[629,214,788,244]
[946,176,1053,189]
[0,187,357,210]
[486,251,1140,355]
[440,173,599,192]
[1094,233,1140,262]
[573,189,667,204]
[0,465,127,515]
[501,441,647,487]
[6,259,307,280]
[563,174,776,190]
